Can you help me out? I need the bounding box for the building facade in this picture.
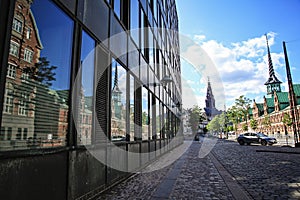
[0,0,183,199]
[236,35,300,142]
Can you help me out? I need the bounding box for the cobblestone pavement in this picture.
[97,139,300,200]
[213,140,300,200]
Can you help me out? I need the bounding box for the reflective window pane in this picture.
[0,0,73,151]
[129,75,135,141]
[77,31,95,145]
[111,59,127,142]
[142,87,148,140]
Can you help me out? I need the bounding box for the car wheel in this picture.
[238,140,245,145]
[261,140,267,146]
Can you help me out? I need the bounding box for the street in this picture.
[97,138,300,200]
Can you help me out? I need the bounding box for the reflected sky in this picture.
[31,0,73,90]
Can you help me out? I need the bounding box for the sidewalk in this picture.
[97,140,251,200]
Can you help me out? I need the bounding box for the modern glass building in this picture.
[0,0,182,199]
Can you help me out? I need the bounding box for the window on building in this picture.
[113,0,121,19]
[26,28,31,39]
[77,30,95,145]
[18,92,27,116]
[24,48,33,63]
[0,0,74,151]
[7,128,12,140]
[113,0,129,27]
[9,41,19,57]
[23,128,28,140]
[12,18,23,33]
[130,0,139,45]
[156,99,160,139]
[16,128,22,140]
[0,127,5,141]
[129,75,135,141]
[142,87,149,140]
[7,64,16,79]
[111,59,127,142]
[4,88,14,114]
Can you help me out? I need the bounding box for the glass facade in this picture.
[0,0,181,186]
[0,0,182,198]
[0,0,73,151]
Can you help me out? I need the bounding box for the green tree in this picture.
[262,114,271,133]
[250,118,258,131]
[187,105,205,134]
[226,106,243,131]
[207,112,226,133]
[242,123,248,131]
[235,95,252,123]
[282,113,292,127]
[23,57,57,87]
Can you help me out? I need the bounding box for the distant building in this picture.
[237,35,300,141]
[204,77,222,121]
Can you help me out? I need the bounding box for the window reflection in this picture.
[0,0,73,151]
[77,31,95,145]
[129,75,135,141]
[111,59,127,142]
[142,87,149,140]
[156,98,161,139]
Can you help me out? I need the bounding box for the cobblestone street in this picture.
[97,138,300,200]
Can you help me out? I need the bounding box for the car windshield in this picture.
[257,133,268,137]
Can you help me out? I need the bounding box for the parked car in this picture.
[237,132,277,146]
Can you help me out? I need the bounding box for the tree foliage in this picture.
[282,113,292,127]
[242,123,248,131]
[250,118,258,131]
[234,95,252,123]
[23,57,57,87]
[207,112,226,132]
[187,105,205,134]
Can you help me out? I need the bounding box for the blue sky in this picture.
[176,0,300,109]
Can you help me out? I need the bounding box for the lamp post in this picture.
[283,41,300,146]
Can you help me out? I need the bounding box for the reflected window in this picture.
[9,41,19,57]
[111,59,127,141]
[114,0,121,19]
[0,0,74,151]
[12,18,23,33]
[77,31,95,145]
[4,88,13,114]
[142,87,148,140]
[130,0,139,45]
[24,48,33,63]
[156,99,160,139]
[7,64,16,79]
[129,75,135,141]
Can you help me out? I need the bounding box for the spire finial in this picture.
[113,61,118,90]
[265,33,275,77]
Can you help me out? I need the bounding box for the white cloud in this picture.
[186,32,285,107]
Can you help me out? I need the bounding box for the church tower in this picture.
[264,34,282,95]
[112,63,122,119]
[204,77,217,120]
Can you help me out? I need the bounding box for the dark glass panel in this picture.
[0,0,73,151]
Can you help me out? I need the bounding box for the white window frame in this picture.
[9,41,19,57]
[24,48,33,63]
[12,18,23,33]
[26,27,31,39]
[7,63,16,79]
[4,89,14,114]
[18,92,27,116]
